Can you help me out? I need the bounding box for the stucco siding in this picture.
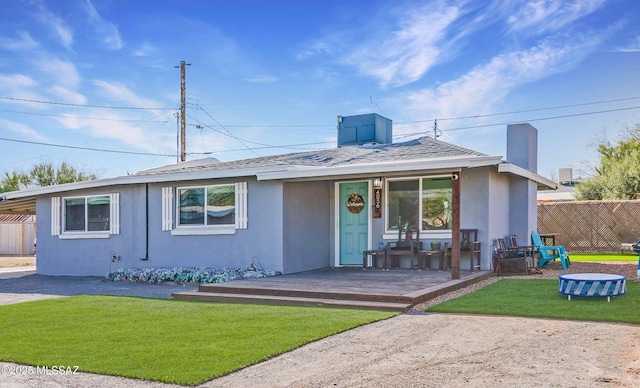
[282,181,331,273]
[145,179,284,273]
[488,168,511,265]
[509,176,537,246]
[36,179,286,276]
[36,185,146,276]
[461,167,491,270]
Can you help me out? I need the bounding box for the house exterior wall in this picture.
[32,162,538,276]
[460,167,491,270]
[488,167,511,262]
[36,185,145,276]
[282,181,331,273]
[146,178,285,273]
[36,179,287,276]
[509,177,537,244]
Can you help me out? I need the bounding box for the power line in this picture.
[394,105,640,139]
[0,137,176,157]
[193,95,640,128]
[193,106,261,157]
[0,108,168,123]
[395,96,640,124]
[0,96,176,110]
[187,114,332,152]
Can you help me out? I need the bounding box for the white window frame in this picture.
[164,182,247,236]
[52,193,120,239]
[384,175,452,240]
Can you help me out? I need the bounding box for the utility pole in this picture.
[175,60,191,162]
[433,119,441,139]
[174,112,180,163]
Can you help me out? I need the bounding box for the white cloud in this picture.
[616,36,640,52]
[133,42,156,57]
[343,3,464,88]
[0,31,38,51]
[83,0,123,50]
[55,111,158,153]
[0,74,46,108]
[244,76,278,84]
[0,74,38,89]
[507,0,606,34]
[46,86,87,105]
[91,80,162,108]
[35,58,82,90]
[0,119,49,142]
[36,4,74,49]
[400,32,607,131]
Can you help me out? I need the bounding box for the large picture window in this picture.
[386,177,452,232]
[162,182,247,234]
[178,184,235,226]
[64,195,111,232]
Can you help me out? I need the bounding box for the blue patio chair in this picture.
[531,231,570,270]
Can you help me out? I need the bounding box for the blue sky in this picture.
[1,0,639,181]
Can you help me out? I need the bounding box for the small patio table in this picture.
[540,233,560,246]
[362,250,388,270]
[558,273,626,302]
[416,250,444,271]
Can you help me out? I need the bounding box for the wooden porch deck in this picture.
[172,268,493,312]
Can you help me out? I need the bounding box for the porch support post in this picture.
[451,171,460,280]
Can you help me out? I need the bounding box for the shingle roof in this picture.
[136,136,487,176]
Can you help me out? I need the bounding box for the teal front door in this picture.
[339,181,369,265]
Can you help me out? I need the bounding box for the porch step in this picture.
[171,291,412,312]
[197,283,415,304]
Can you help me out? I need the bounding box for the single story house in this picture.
[0,114,556,277]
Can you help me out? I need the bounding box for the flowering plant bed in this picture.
[106,266,281,284]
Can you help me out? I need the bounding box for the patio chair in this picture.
[508,234,537,267]
[443,229,481,271]
[386,227,421,269]
[494,238,529,275]
[531,231,570,270]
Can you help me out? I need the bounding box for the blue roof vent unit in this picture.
[337,113,392,147]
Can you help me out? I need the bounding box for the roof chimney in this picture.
[558,168,573,184]
[506,123,538,172]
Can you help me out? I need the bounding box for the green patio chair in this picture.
[531,231,570,270]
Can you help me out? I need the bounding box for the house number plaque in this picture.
[373,188,382,218]
[346,193,365,214]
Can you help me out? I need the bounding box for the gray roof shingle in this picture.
[136,136,488,176]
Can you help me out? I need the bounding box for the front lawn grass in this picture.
[569,253,638,262]
[428,279,640,324]
[0,295,396,385]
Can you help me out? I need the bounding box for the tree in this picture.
[0,172,29,193]
[575,124,640,200]
[0,162,97,193]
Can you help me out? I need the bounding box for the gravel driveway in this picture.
[1,264,639,387]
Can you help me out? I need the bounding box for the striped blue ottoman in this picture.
[559,273,626,302]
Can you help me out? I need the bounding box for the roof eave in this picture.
[498,163,558,189]
[0,166,285,200]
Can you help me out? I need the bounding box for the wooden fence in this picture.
[537,200,640,253]
[0,215,36,255]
